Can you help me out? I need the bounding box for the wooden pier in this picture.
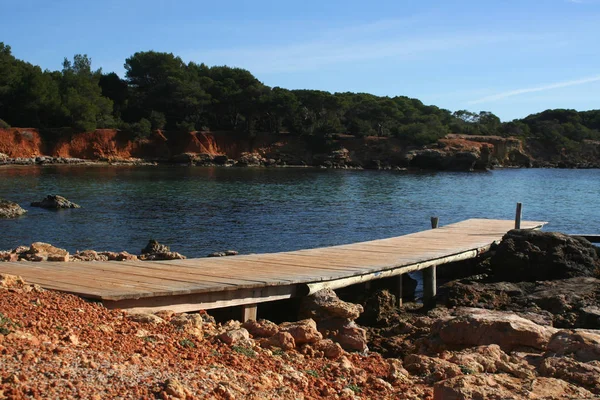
[0,219,545,318]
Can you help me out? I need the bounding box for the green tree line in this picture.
[1,42,599,147]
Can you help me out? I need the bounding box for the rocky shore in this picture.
[1,230,599,398]
[1,128,598,171]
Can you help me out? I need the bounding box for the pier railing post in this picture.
[515,203,522,229]
[423,216,439,306]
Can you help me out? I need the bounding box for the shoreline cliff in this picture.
[1,128,599,171]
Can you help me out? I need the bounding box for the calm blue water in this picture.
[0,166,598,256]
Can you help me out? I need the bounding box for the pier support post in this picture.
[515,203,522,229]
[397,274,403,308]
[242,304,257,322]
[423,217,439,306]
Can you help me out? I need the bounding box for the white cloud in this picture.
[467,75,600,105]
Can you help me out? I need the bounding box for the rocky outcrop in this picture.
[433,374,595,400]
[31,195,80,209]
[432,308,558,351]
[299,289,368,352]
[71,250,138,262]
[547,329,600,362]
[444,277,600,328]
[490,230,600,282]
[0,199,27,218]
[19,242,70,262]
[445,134,532,167]
[139,240,186,261]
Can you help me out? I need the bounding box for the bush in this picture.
[0,118,10,129]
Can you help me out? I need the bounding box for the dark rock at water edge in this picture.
[0,199,27,218]
[207,250,238,257]
[31,195,80,209]
[490,229,600,282]
[139,239,186,261]
[443,277,600,329]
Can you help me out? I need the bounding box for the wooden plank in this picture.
[102,284,298,312]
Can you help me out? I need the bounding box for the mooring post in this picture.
[423,217,439,306]
[397,274,403,308]
[515,202,522,229]
[242,304,257,322]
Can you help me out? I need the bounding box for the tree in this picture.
[59,54,113,131]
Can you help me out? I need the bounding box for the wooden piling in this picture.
[397,274,403,308]
[423,217,439,306]
[242,304,257,322]
[515,203,522,229]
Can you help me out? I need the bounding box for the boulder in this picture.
[71,250,108,262]
[0,199,27,218]
[170,314,203,338]
[547,329,600,362]
[100,251,138,261]
[404,354,463,383]
[31,195,80,209]
[139,240,186,261]
[539,357,600,393]
[279,319,322,345]
[20,242,69,262]
[447,344,535,379]
[218,328,250,345]
[141,239,170,254]
[433,308,558,351]
[259,331,296,351]
[433,374,595,400]
[0,274,26,289]
[330,321,368,353]
[300,288,364,321]
[358,289,398,326]
[490,230,600,282]
[243,319,279,338]
[314,339,344,359]
[0,251,19,262]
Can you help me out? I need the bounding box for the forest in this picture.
[1,42,599,149]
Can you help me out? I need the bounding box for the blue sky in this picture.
[2,0,599,121]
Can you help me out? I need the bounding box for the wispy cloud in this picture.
[188,29,546,74]
[467,75,600,105]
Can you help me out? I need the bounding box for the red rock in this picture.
[279,319,323,345]
[433,308,558,351]
[219,328,250,345]
[547,329,600,362]
[243,319,279,338]
[404,354,463,383]
[433,374,595,400]
[314,339,344,359]
[20,242,69,262]
[334,322,368,352]
[260,331,295,351]
[539,357,600,393]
